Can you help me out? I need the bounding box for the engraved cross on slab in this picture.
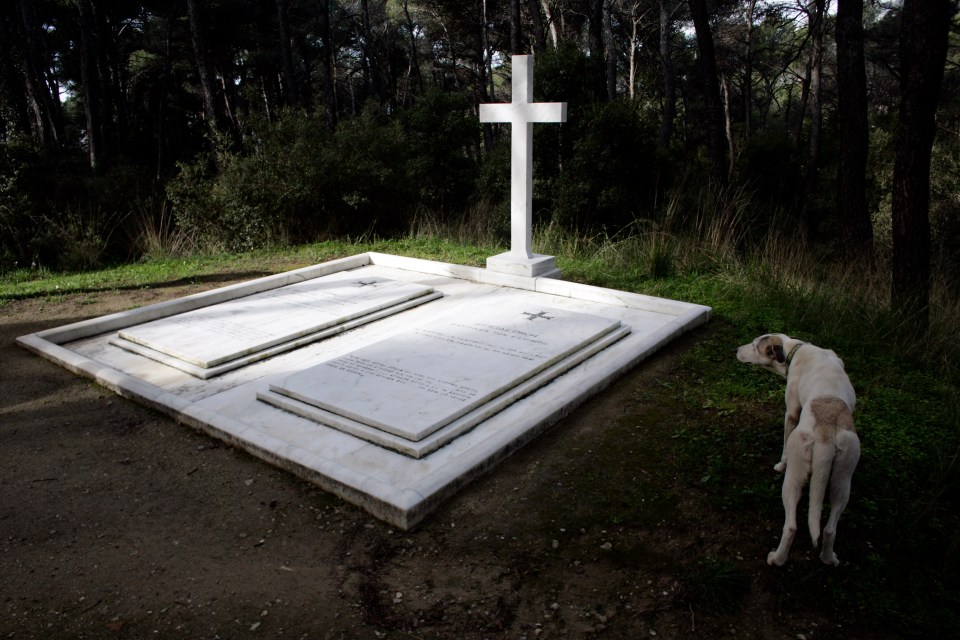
[480,54,567,278]
[522,311,554,321]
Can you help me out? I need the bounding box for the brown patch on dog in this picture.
[758,335,785,363]
[811,396,855,443]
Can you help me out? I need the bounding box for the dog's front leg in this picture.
[775,409,800,473]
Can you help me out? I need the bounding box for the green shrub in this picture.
[28,204,126,272]
[403,89,480,216]
[168,107,419,250]
[0,139,36,269]
[550,100,659,231]
[323,107,413,236]
[0,139,145,271]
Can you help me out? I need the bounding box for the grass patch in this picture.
[0,237,492,300]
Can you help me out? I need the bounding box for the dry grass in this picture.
[133,199,198,260]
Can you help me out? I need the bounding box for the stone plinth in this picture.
[485,252,560,279]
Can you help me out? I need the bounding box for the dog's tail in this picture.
[808,438,835,548]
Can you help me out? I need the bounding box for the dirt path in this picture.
[0,278,866,639]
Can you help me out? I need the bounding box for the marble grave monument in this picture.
[17,55,710,529]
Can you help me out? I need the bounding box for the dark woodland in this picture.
[1,0,958,318]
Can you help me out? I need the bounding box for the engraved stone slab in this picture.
[258,325,630,458]
[115,273,435,370]
[267,300,622,442]
[111,291,443,380]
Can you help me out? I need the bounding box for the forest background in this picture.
[0,0,957,323]
[2,2,960,634]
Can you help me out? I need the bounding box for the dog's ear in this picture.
[760,335,786,363]
[773,344,786,363]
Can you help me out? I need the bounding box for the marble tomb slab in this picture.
[258,324,630,458]
[259,300,622,457]
[267,300,623,441]
[16,253,711,529]
[111,272,438,378]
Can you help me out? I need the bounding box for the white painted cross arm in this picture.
[478,55,566,128]
[479,101,567,124]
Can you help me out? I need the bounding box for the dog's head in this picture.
[736,334,790,375]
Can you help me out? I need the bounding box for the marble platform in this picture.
[16,253,710,529]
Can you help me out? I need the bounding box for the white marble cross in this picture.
[480,55,567,277]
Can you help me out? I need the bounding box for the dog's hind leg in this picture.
[769,429,813,566]
[819,489,845,566]
[807,439,836,548]
[820,433,861,566]
[768,458,807,566]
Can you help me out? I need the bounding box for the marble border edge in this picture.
[367,252,713,318]
[16,332,189,418]
[20,253,373,346]
[366,252,484,281]
[17,253,712,348]
[176,409,422,530]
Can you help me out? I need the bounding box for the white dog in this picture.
[736,334,861,566]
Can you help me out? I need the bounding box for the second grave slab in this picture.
[264,299,625,444]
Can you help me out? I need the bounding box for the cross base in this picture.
[486,252,561,279]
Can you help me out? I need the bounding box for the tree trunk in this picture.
[800,0,824,240]
[743,0,756,139]
[629,5,638,99]
[317,0,338,129]
[358,0,386,106]
[603,0,617,100]
[479,0,493,151]
[688,0,728,190]
[539,0,558,48]
[77,0,103,170]
[155,10,174,179]
[658,0,677,147]
[95,4,124,151]
[587,0,607,98]
[401,0,423,105]
[791,55,811,144]
[0,7,33,139]
[527,0,548,52]
[891,0,952,327]
[836,0,872,262]
[481,0,494,101]
[276,0,301,108]
[17,0,63,146]
[510,0,523,54]
[721,73,735,182]
[185,0,219,132]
